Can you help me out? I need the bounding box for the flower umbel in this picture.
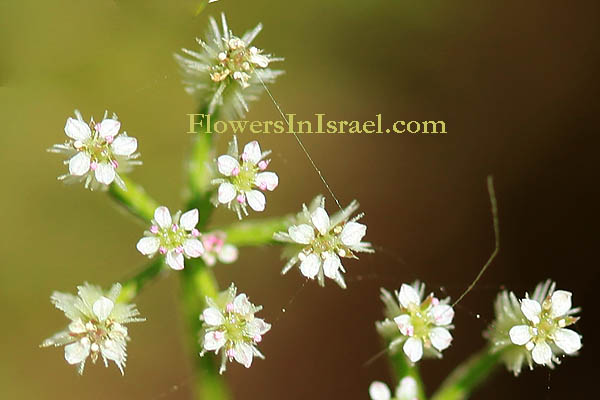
[48,110,140,190]
[273,195,373,288]
[200,284,271,374]
[136,206,205,270]
[41,283,144,375]
[488,280,582,375]
[200,231,239,267]
[369,377,418,400]
[212,136,279,219]
[376,282,455,363]
[175,13,283,119]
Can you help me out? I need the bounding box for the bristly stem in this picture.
[389,350,427,400]
[182,109,229,400]
[219,216,292,247]
[118,257,166,303]
[109,175,159,222]
[430,347,503,400]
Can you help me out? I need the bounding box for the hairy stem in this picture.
[109,175,159,222]
[219,216,292,247]
[389,351,427,400]
[182,258,229,400]
[431,347,502,400]
[118,257,166,303]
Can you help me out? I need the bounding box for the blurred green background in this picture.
[0,0,597,399]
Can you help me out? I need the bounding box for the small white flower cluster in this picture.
[136,206,205,270]
[273,195,372,288]
[212,137,279,219]
[41,283,144,375]
[49,110,140,190]
[175,13,283,119]
[200,284,271,374]
[488,280,582,375]
[369,377,418,400]
[377,283,454,363]
[200,231,239,267]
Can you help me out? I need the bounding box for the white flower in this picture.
[369,377,418,400]
[136,206,205,270]
[376,282,454,363]
[199,284,271,374]
[41,283,144,375]
[174,13,283,119]
[273,195,373,288]
[48,110,141,190]
[488,280,582,375]
[212,136,279,219]
[200,231,239,267]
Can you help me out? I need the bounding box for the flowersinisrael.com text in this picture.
[188,114,447,134]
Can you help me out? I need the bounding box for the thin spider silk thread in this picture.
[254,71,344,212]
[452,175,500,308]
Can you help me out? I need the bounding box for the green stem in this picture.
[219,216,291,247]
[109,175,159,222]
[118,257,166,303]
[389,350,427,400]
[431,347,502,400]
[181,258,230,400]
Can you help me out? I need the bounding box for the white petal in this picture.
[322,252,342,279]
[183,238,204,258]
[509,325,532,346]
[255,171,279,191]
[398,284,421,308]
[531,341,552,365]
[233,293,251,315]
[393,314,413,336]
[95,162,116,185]
[521,299,542,324]
[154,206,172,228]
[311,207,330,235]
[300,253,320,279]
[217,155,240,176]
[429,327,453,351]
[217,245,238,263]
[431,304,454,326]
[202,307,224,326]
[553,328,581,354]
[396,376,418,400]
[98,118,121,138]
[233,342,254,368]
[180,209,199,231]
[68,319,87,334]
[203,331,226,351]
[246,190,265,211]
[247,318,271,336]
[111,136,137,156]
[250,54,269,68]
[92,296,114,321]
[136,237,160,255]
[100,339,125,363]
[368,381,391,400]
[65,117,91,141]
[340,222,367,246]
[68,152,91,176]
[64,340,90,365]
[166,250,184,270]
[217,182,236,204]
[242,140,262,164]
[288,224,315,244]
[550,290,572,318]
[403,337,423,362]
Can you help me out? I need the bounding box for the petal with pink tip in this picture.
[154,206,172,228]
[242,141,262,164]
[429,327,453,351]
[183,238,204,258]
[166,250,184,270]
[98,118,121,138]
[180,209,199,231]
[403,337,423,362]
[217,155,240,176]
[255,171,278,191]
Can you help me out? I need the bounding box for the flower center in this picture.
[78,126,117,164]
[157,224,188,249]
[232,162,257,192]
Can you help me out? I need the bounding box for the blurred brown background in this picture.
[0,0,598,399]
